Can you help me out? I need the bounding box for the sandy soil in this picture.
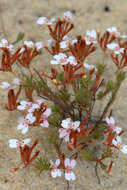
[0,0,127,190]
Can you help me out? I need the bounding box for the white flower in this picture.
[112,136,127,154]
[85,30,97,45]
[50,159,62,178]
[107,43,124,54]
[17,101,32,111]
[64,158,76,181]
[50,53,68,65]
[17,100,40,113]
[63,11,72,22]
[84,62,97,71]
[60,36,77,49]
[42,108,51,118]
[67,56,77,66]
[106,27,120,37]
[105,116,122,135]
[0,38,14,52]
[13,78,21,86]
[40,119,49,128]
[24,41,34,48]
[17,113,36,134]
[37,17,55,25]
[59,118,80,142]
[0,82,11,90]
[35,39,52,50]
[61,118,80,131]
[9,138,31,148]
[40,108,51,128]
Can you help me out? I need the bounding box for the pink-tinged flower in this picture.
[84,62,97,71]
[67,56,77,66]
[107,43,124,54]
[105,116,122,135]
[35,39,52,50]
[59,128,70,142]
[40,108,51,128]
[0,78,21,90]
[17,101,40,113]
[43,108,51,118]
[61,118,80,131]
[9,138,31,148]
[106,27,120,37]
[60,35,77,49]
[37,16,55,25]
[50,159,62,178]
[0,38,14,52]
[85,30,97,45]
[17,113,36,134]
[50,53,68,65]
[112,136,127,154]
[63,11,72,22]
[17,101,32,111]
[59,118,80,142]
[64,158,76,181]
[0,82,11,90]
[40,119,49,128]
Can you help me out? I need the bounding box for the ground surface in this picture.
[0,0,127,190]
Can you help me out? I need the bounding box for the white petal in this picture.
[109,117,115,125]
[50,60,59,65]
[65,172,71,181]
[55,159,60,167]
[57,169,62,177]
[113,126,122,134]
[26,113,36,124]
[9,139,19,148]
[51,170,58,178]
[120,145,127,154]
[35,42,44,50]
[112,139,118,146]
[21,138,31,147]
[17,123,24,130]
[13,78,21,85]
[70,171,76,180]
[40,120,49,128]
[22,126,29,134]
[116,135,122,144]
[70,160,76,168]
[43,108,51,117]
[64,158,70,167]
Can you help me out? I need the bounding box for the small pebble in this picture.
[104,6,110,12]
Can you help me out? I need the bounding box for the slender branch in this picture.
[95,162,101,184]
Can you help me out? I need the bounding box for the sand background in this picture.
[0,0,127,190]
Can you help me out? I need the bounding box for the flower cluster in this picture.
[0,11,127,189]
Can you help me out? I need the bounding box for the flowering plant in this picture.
[1,11,127,189]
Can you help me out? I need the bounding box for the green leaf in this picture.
[51,104,60,113]
[106,80,115,91]
[97,64,106,75]
[13,32,25,44]
[57,72,64,82]
[35,158,50,174]
[117,71,126,85]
